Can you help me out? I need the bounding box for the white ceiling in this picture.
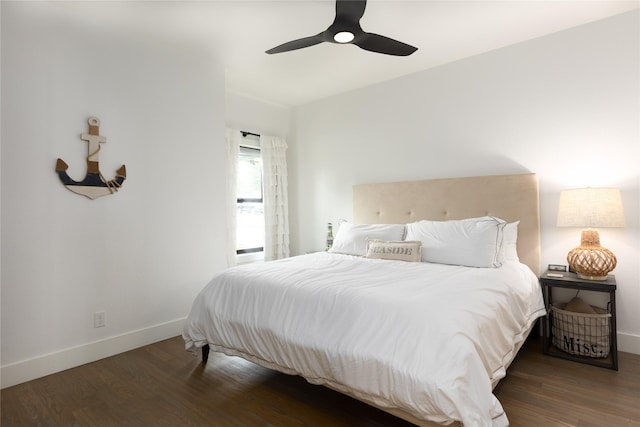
[49,0,639,108]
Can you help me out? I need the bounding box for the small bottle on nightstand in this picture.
[326,222,334,251]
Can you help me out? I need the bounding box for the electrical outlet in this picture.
[94,311,106,328]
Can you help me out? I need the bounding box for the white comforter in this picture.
[183,252,545,426]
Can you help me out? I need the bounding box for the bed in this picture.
[183,173,545,427]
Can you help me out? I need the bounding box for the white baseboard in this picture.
[1,317,186,389]
[618,332,640,355]
[2,320,637,390]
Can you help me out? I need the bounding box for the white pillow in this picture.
[329,223,406,256]
[405,216,506,268]
[500,221,520,263]
[365,240,422,262]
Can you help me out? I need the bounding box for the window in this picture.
[236,144,264,254]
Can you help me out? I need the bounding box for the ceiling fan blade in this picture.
[335,0,367,23]
[266,34,324,54]
[353,33,418,56]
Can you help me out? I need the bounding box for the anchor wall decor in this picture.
[55,116,126,200]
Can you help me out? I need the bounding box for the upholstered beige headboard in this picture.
[353,173,541,275]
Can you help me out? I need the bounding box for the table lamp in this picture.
[557,188,625,280]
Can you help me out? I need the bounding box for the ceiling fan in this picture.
[265,0,418,57]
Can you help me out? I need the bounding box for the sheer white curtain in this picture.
[260,135,290,260]
[225,129,241,267]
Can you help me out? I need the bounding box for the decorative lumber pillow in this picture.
[405,216,506,268]
[365,240,422,262]
[328,222,406,256]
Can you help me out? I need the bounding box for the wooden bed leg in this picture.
[202,344,210,364]
[202,344,211,363]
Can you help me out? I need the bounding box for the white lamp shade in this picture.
[557,188,626,228]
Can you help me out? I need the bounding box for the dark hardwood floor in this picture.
[2,335,639,426]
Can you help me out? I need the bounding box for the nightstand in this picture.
[540,270,618,370]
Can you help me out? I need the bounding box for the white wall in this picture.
[289,11,640,353]
[1,2,227,387]
[226,91,290,138]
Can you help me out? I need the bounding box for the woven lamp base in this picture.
[567,229,617,280]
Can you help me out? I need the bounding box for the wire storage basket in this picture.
[550,303,611,358]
